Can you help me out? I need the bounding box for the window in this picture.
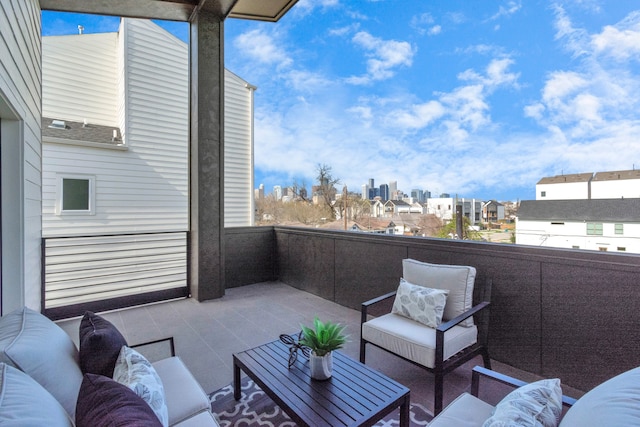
[615,223,624,235]
[618,247,626,252]
[586,222,603,235]
[540,191,546,197]
[57,175,95,215]
[572,245,580,249]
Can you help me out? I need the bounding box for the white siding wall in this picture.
[536,182,589,200]
[224,71,254,227]
[516,219,640,253]
[0,0,42,313]
[591,179,640,199]
[42,33,119,127]
[42,19,189,237]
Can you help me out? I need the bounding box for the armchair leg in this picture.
[359,339,366,363]
[481,349,492,370]
[434,372,444,416]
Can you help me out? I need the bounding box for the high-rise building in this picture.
[362,183,369,200]
[389,181,398,199]
[273,185,282,200]
[379,184,389,201]
[411,189,424,203]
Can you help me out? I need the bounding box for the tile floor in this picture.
[56,281,553,415]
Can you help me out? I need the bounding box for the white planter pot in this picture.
[309,351,333,380]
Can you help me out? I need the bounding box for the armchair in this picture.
[360,259,491,415]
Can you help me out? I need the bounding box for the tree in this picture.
[436,214,483,240]
[313,164,340,220]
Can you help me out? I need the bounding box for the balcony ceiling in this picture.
[39,0,298,22]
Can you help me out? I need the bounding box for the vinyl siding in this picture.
[224,70,254,227]
[0,0,42,312]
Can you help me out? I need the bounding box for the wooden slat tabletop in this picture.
[233,339,410,427]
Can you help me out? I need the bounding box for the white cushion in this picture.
[392,278,448,328]
[0,307,83,419]
[361,313,477,368]
[402,259,476,327]
[484,378,563,427]
[0,363,73,427]
[113,346,169,427]
[153,356,212,426]
[430,392,494,427]
[559,366,640,427]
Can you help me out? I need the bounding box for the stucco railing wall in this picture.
[226,225,640,393]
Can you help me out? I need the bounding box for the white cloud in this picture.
[591,11,640,61]
[233,29,292,69]
[346,31,415,85]
[428,25,442,36]
[488,1,521,21]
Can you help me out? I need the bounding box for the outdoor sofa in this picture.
[0,306,218,426]
[430,365,640,426]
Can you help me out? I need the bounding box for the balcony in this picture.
[54,225,640,416]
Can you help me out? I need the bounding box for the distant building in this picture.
[536,169,640,200]
[411,189,424,203]
[273,185,282,200]
[426,198,454,220]
[379,184,389,201]
[516,199,640,253]
[482,200,505,222]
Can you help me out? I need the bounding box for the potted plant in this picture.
[299,317,348,380]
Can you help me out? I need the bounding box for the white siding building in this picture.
[516,199,640,253]
[41,19,255,308]
[0,0,43,313]
[536,169,640,200]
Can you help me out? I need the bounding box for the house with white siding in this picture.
[516,198,640,253]
[40,18,255,309]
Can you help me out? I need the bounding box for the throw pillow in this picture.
[0,363,73,427]
[483,378,563,427]
[392,278,449,328]
[402,259,476,327]
[76,373,163,427]
[79,311,128,377]
[113,346,169,427]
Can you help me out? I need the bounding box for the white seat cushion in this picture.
[362,313,477,368]
[153,356,212,426]
[173,411,220,427]
[429,392,494,427]
[402,259,476,327]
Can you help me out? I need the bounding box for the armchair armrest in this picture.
[131,336,176,357]
[361,291,396,324]
[437,301,490,333]
[471,366,577,408]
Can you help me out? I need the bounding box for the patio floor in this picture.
[55,281,557,415]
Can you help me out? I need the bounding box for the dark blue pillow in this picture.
[79,311,128,377]
[76,373,163,427]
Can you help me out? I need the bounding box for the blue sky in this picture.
[43,1,640,201]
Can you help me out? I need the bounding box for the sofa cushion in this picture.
[559,366,640,427]
[79,311,127,378]
[173,411,220,427]
[76,373,163,427]
[402,259,476,327]
[484,378,563,427]
[0,363,73,427]
[113,346,169,427]
[152,356,212,425]
[0,307,83,419]
[361,313,477,368]
[392,278,448,328]
[429,392,494,427]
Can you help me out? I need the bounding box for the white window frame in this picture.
[56,174,96,215]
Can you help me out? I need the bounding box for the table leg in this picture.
[399,394,410,427]
[233,360,241,400]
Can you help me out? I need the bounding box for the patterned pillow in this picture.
[113,346,169,427]
[483,378,563,427]
[392,278,449,328]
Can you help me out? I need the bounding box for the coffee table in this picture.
[233,338,410,426]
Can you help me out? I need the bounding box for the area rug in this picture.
[209,377,432,426]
